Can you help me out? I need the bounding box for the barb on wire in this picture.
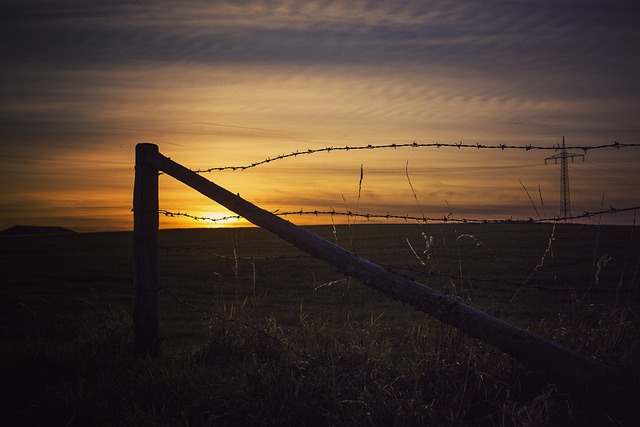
[159,205,640,226]
[160,209,242,223]
[192,141,640,173]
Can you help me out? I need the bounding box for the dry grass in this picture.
[1,224,639,425]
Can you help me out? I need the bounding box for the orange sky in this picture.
[1,2,639,232]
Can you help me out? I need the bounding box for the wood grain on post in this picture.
[133,143,160,357]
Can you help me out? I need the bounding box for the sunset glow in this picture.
[1,1,639,232]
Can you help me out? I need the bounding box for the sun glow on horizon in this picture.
[199,211,250,228]
[1,2,638,232]
[158,209,252,229]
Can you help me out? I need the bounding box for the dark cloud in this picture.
[1,0,639,230]
[3,0,637,119]
[2,1,638,68]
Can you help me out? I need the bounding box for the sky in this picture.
[1,0,639,232]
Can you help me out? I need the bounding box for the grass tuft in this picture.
[1,225,639,425]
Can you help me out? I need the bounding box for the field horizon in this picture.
[1,222,638,425]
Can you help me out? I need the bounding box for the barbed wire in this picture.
[159,209,243,223]
[192,141,640,173]
[150,141,639,342]
[160,205,640,226]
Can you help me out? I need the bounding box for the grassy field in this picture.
[1,223,639,425]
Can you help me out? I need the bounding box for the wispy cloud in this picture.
[4,1,638,68]
[0,0,638,230]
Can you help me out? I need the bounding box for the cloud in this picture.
[0,0,638,230]
[3,1,638,110]
[3,1,637,68]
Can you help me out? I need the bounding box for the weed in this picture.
[1,225,638,425]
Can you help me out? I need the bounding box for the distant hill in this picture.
[0,225,78,236]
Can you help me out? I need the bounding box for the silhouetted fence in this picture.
[133,143,630,399]
[161,139,640,225]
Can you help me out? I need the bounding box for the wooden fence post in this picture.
[133,143,160,357]
[144,149,630,397]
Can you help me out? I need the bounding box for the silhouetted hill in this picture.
[0,225,78,236]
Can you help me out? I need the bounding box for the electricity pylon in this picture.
[544,136,584,221]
